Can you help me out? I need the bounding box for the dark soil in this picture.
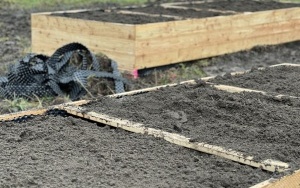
[209,65,300,97]
[85,81,300,171]
[184,0,300,12]
[51,0,300,24]
[0,116,273,187]
[52,10,176,24]
[202,41,300,76]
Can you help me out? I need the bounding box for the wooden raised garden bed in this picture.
[31,0,300,73]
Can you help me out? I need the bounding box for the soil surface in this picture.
[0,1,299,187]
[202,41,300,76]
[85,81,300,171]
[0,116,272,187]
[52,10,176,24]
[209,65,300,97]
[52,0,300,24]
[184,0,300,12]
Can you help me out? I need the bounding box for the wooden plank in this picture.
[0,100,90,122]
[31,30,136,71]
[32,29,135,54]
[161,0,223,7]
[134,29,300,69]
[250,178,277,188]
[116,10,183,20]
[135,20,300,55]
[57,105,290,173]
[31,14,136,39]
[251,170,300,188]
[135,7,300,39]
[161,4,238,14]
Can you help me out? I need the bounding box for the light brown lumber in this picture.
[135,8,300,39]
[116,10,183,20]
[135,19,300,55]
[0,100,90,122]
[161,4,238,14]
[135,29,300,68]
[57,105,289,173]
[161,0,218,6]
[31,14,136,71]
[251,170,300,188]
[250,178,277,188]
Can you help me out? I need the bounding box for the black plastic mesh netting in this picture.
[0,43,127,100]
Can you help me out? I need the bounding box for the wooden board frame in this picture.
[1,63,300,187]
[31,2,300,73]
[57,104,289,173]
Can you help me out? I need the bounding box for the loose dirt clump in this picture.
[0,116,272,187]
[209,65,300,97]
[85,81,300,171]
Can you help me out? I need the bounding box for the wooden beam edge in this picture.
[0,100,90,122]
[57,105,290,173]
[1,62,298,122]
[250,170,300,188]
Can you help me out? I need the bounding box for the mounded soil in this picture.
[84,80,300,171]
[0,116,272,187]
[209,65,300,97]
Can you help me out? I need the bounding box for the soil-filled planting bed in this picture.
[209,65,300,97]
[52,10,175,24]
[51,0,300,24]
[84,82,300,171]
[0,116,272,187]
[184,0,300,12]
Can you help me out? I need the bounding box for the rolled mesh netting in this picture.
[0,42,127,101]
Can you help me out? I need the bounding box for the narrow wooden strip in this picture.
[0,100,90,122]
[161,0,219,6]
[58,105,289,172]
[212,84,300,99]
[161,4,238,14]
[110,80,196,98]
[31,8,103,15]
[116,10,183,20]
[250,178,277,188]
[251,170,300,188]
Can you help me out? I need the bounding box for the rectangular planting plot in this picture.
[31,0,300,73]
[78,81,300,172]
[0,116,273,187]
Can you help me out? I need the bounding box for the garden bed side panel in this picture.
[135,7,300,69]
[31,13,136,71]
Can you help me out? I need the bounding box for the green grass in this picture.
[5,0,148,9]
